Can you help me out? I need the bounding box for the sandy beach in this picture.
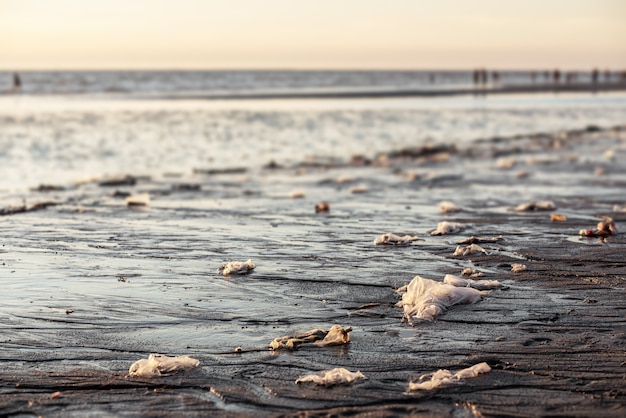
[1,87,625,417]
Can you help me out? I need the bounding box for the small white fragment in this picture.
[125,193,151,207]
[374,233,420,245]
[453,244,487,256]
[496,158,516,169]
[129,353,200,378]
[289,189,306,199]
[269,325,352,350]
[296,368,365,386]
[511,263,527,273]
[219,259,256,276]
[349,184,369,194]
[408,362,491,392]
[443,274,501,290]
[431,221,466,236]
[439,201,461,214]
[396,275,488,321]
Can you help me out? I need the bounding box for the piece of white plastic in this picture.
[443,274,501,290]
[431,221,466,236]
[374,233,420,245]
[219,259,256,276]
[439,201,461,214]
[453,244,487,256]
[296,367,365,386]
[270,325,351,350]
[408,362,491,391]
[397,275,488,321]
[128,353,200,378]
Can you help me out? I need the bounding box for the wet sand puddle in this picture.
[1,126,626,416]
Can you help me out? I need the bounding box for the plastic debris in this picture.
[125,193,150,207]
[461,268,484,278]
[289,189,306,198]
[315,202,330,213]
[396,275,488,322]
[439,201,461,214]
[296,368,365,386]
[511,263,527,273]
[579,217,617,237]
[219,259,256,276]
[457,236,502,245]
[550,213,567,222]
[431,221,466,236]
[613,204,626,213]
[270,325,352,350]
[129,353,200,378]
[453,244,487,256]
[512,200,556,212]
[496,157,516,169]
[349,184,369,194]
[374,233,420,245]
[407,362,491,392]
[443,274,501,290]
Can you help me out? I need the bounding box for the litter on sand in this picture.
[270,325,352,350]
[374,233,420,245]
[128,353,200,378]
[550,213,567,222]
[512,200,556,212]
[443,274,501,290]
[579,217,617,237]
[511,263,527,272]
[125,193,151,207]
[430,221,466,236]
[461,267,485,278]
[219,259,256,276]
[453,244,488,256]
[407,362,491,392]
[396,275,489,322]
[295,368,365,386]
[439,201,462,214]
[457,236,502,245]
[315,202,330,213]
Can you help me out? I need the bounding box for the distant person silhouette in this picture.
[13,72,22,92]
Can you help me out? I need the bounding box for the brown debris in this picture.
[270,325,352,350]
[550,213,567,222]
[579,217,617,237]
[315,202,330,213]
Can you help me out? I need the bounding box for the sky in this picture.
[0,0,625,70]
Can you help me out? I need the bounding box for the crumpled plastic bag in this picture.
[270,325,352,350]
[374,233,420,245]
[397,276,488,321]
[219,259,256,276]
[128,353,200,378]
[296,367,365,386]
[408,362,491,391]
[439,201,461,214]
[579,217,617,237]
[453,243,487,256]
[443,274,501,290]
[430,221,466,236]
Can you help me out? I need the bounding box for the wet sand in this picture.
[1,125,626,416]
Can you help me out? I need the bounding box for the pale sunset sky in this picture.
[1,0,624,70]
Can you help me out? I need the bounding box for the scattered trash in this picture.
[579,217,617,237]
[349,184,369,194]
[315,202,330,213]
[117,276,127,282]
[289,189,306,199]
[431,221,466,236]
[296,368,365,387]
[270,325,352,350]
[550,213,567,222]
[396,275,489,322]
[374,233,420,245]
[512,200,556,212]
[461,268,484,278]
[443,274,501,290]
[219,259,256,276]
[407,362,491,392]
[125,193,151,207]
[453,244,488,256]
[439,201,461,214]
[511,263,527,273]
[65,309,74,315]
[129,353,200,378]
[457,236,502,245]
[50,391,62,399]
[613,204,626,213]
